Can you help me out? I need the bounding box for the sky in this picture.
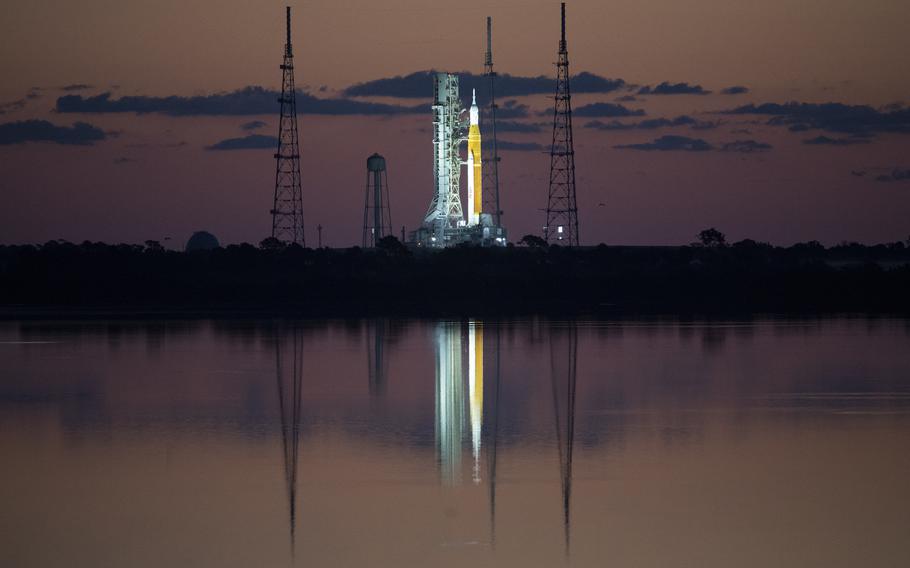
[1,0,909,247]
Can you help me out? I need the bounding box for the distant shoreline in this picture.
[2,240,909,317]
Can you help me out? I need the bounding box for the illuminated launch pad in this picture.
[406,17,507,248]
[411,71,507,248]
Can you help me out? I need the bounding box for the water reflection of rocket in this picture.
[468,321,483,483]
[466,90,483,226]
[435,320,483,486]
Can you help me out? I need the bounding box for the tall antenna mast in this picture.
[271,6,306,245]
[286,6,292,54]
[481,16,502,227]
[545,2,579,246]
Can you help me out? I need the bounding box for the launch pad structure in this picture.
[258,7,591,250]
[410,19,508,248]
[411,72,508,248]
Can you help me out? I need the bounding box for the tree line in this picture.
[1,230,909,315]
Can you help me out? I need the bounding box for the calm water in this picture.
[1,317,909,567]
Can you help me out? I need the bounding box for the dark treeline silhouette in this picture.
[1,234,910,316]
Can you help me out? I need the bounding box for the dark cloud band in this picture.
[206,134,278,151]
[803,135,870,146]
[0,120,106,145]
[638,82,710,95]
[722,101,910,135]
[573,102,645,118]
[342,70,626,99]
[240,120,267,131]
[57,87,428,117]
[614,135,771,153]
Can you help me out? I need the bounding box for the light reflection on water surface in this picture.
[1,318,909,567]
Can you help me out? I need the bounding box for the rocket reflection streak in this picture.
[433,320,485,487]
[431,320,581,552]
[469,321,483,483]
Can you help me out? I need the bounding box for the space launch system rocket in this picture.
[417,71,503,247]
[466,89,483,226]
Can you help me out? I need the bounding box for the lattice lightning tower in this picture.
[544,3,579,246]
[482,17,502,227]
[271,6,305,245]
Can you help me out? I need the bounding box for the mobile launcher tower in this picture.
[412,73,507,248]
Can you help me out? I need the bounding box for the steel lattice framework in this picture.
[545,3,579,246]
[481,16,502,227]
[424,73,465,242]
[271,6,305,245]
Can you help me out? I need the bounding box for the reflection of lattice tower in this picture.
[275,326,304,557]
[545,3,579,246]
[270,6,305,245]
[434,321,464,485]
[362,154,393,247]
[481,17,502,226]
[424,73,465,241]
[549,323,577,555]
[366,319,388,396]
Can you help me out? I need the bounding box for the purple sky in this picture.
[1,0,909,247]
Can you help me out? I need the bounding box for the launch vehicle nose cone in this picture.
[469,88,480,125]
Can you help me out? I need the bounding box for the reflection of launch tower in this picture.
[433,320,486,485]
[435,322,464,484]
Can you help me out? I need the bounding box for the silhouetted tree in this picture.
[144,240,164,253]
[696,228,727,248]
[377,235,409,256]
[518,234,548,248]
[259,236,285,251]
[732,238,772,250]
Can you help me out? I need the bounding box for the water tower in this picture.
[362,153,393,247]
